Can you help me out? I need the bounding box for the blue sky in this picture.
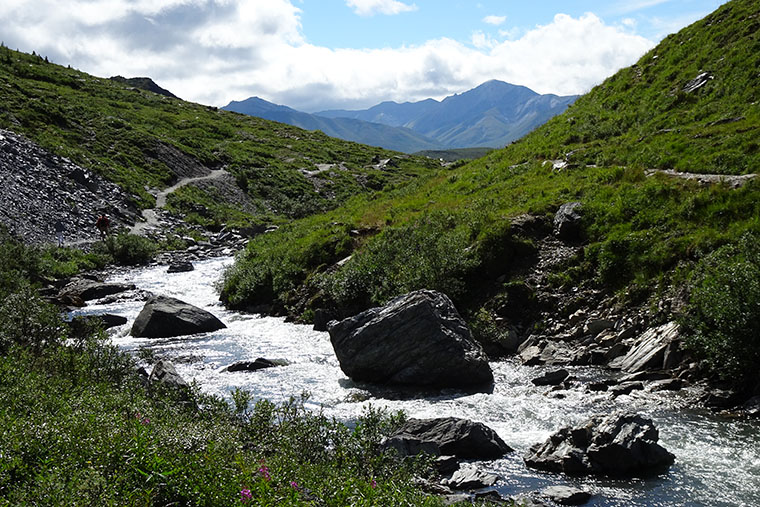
[301,0,724,48]
[0,0,728,111]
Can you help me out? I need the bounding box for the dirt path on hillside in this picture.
[131,169,227,235]
[645,169,756,188]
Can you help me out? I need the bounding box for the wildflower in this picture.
[258,466,271,481]
[141,417,150,425]
[240,488,252,502]
[371,479,377,489]
[290,481,299,490]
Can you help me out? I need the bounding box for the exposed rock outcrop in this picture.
[383,417,512,460]
[131,295,226,338]
[614,321,681,373]
[524,412,675,477]
[553,202,583,241]
[328,290,493,387]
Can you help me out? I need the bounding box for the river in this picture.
[78,256,760,506]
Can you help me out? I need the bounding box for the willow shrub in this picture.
[681,233,760,386]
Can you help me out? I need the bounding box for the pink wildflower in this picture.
[240,488,252,502]
[258,466,271,481]
[290,481,299,490]
[371,478,377,489]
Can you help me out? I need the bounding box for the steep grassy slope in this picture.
[221,0,760,382]
[0,48,437,225]
[503,1,760,174]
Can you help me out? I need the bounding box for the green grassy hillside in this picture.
[220,0,760,384]
[0,48,437,225]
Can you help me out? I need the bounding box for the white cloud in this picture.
[483,15,507,26]
[471,31,498,50]
[0,2,656,112]
[345,0,417,17]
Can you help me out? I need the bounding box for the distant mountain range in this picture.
[223,80,577,153]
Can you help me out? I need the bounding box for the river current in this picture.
[78,257,760,506]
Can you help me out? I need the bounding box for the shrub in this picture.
[681,233,760,386]
[95,231,157,265]
[0,283,64,355]
[321,210,478,312]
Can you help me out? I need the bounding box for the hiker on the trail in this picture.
[54,219,65,247]
[96,213,110,240]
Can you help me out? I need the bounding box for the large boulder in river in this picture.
[524,412,674,477]
[131,295,226,338]
[383,417,512,460]
[327,290,493,387]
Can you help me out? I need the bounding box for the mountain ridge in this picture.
[223,96,445,154]
[225,80,577,152]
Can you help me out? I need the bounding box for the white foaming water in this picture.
[82,257,760,506]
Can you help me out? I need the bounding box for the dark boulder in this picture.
[553,202,583,241]
[328,290,492,387]
[131,295,226,338]
[532,369,570,386]
[69,313,127,335]
[524,412,675,477]
[226,358,288,372]
[149,360,189,391]
[383,417,512,460]
[167,260,194,273]
[312,308,332,332]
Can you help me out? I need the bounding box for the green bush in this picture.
[681,234,760,386]
[95,231,158,265]
[321,210,479,312]
[0,284,64,355]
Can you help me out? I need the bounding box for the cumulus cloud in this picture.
[483,15,507,26]
[345,0,417,17]
[0,1,655,111]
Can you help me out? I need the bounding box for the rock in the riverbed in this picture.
[131,295,226,338]
[445,465,499,490]
[615,321,681,373]
[524,412,675,477]
[226,358,288,372]
[167,260,194,273]
[542,486,592,505]
[149,360,189,390]
[383,417,512,460]
[532,369,570,386]
[60,279,136,302]
[327,290,492,387]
